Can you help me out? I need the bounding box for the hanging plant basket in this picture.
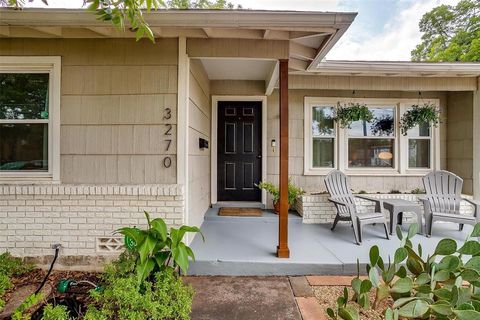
[333,102,373,128]
[399,102,440,135]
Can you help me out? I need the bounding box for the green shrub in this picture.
[0,273,11,312]
[327,223,480,319]
[41,304,69,320]
[0,252,33,313]
[0,252,33,277]
[411,188,426,194]
[85,268,193,320]
[11,293,44,320]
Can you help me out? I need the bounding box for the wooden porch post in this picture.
[277,59,290,258]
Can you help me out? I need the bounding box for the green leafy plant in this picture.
[327,223,480,319]
[399,103,440,135]
[0,252,34,277]
[118,212,203,283]
[41,304,69,320]
[0,252,34,313]
[327,287,359,320]
[411,188,426,194]
[0,273,10,312]
[333,102,374,129]
[257,180,305,206]
[85,268,193,320]
[389,190,401,194]
[11,293,44,320]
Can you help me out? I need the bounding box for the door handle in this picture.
[256,155,262,159]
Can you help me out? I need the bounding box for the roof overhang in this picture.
[0,8,357,71]
[308,60,480,77]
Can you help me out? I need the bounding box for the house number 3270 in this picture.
[163,108,173,169]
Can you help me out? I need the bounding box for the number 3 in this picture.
[163,108,172,120]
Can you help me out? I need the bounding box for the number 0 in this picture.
[163,157,172,168]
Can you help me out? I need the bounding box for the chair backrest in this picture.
[324,170,356,215]
[423,170,463,214]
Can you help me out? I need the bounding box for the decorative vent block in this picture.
[96,237,125,253]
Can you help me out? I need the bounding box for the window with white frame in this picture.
[311,105,335,168]
[304,97,439,175]
[347,105,396,169]
[0,57,61,181]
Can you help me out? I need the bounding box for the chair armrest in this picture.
[355,195,381,204]
[462,198,480,217]
[328,197,348,206]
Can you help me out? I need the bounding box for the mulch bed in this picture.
[312,285,392,320]
[2,269,101,319]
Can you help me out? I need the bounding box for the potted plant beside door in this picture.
[257,180,305,213]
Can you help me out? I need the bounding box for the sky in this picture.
[24,0,461,61]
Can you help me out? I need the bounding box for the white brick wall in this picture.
[0,184,184,258]
[296,193,475,224]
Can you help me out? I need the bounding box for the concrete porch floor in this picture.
[189,208,473,276]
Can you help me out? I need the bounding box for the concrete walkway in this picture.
[189,208,473,276]
[184,276,302,320]
[184,275,349,320]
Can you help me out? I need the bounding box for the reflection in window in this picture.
[348,106,395,168]
[312,106,335,168]
[407,122,431,168]
[409,139,430,168]
[0,73,50,172]
[349,107,395,137]
[0,124,48,171]
[348,139,394,168]
[0,73,49,120]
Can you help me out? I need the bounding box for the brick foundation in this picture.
[0,184,184,259]
[296,193,474,224]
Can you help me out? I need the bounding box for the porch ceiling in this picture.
[199,58,276,81]
[0,8,357,72]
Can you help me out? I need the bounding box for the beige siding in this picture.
[187,38,289,59]
[266,89,448,206]
[447,92,474,194]
[188,59,211,228]
[0,38,178,184]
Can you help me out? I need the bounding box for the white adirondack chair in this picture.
[422,170,480,237]
[324,170,389,245]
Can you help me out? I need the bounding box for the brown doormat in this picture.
[218,207,263,217]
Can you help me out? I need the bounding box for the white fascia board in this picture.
[0,8,356,30]
[312,60,480,76]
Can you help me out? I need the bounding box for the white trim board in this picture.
[211,96,268,207]
[0,56,61,183]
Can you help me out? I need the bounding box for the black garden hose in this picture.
[35,244,61,295]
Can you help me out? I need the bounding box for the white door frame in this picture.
[211,95,268,207]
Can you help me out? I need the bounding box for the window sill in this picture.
[304,169,432,177]
[0,173,59,184]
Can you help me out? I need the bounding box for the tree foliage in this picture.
[1,0,240,41]
[412,0,480,62]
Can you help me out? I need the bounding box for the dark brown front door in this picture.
[217,101,262,201]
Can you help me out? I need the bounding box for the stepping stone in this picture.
[306,275,366,286]
[289,276,314,297]
[296,297,327,320]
